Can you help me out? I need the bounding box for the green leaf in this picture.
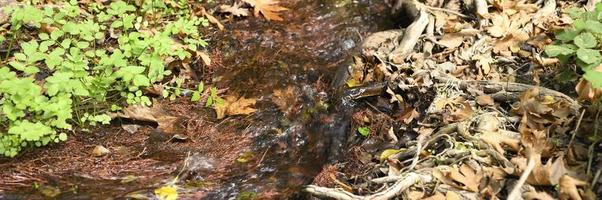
[191,91,201,102]
[567,7,585,19]
[556,29,580,42]
[577,48,602,64]
[58,133,67,141]
[358,127,370,137]
[574,32,598,49]
[133,74,150,86]
[544,44,575,57]
[197,82,204,92]
[585,20,602,33]
[76,41,90,49]
[38,33,49,40]
[584,70,602,88]
[50,30,64,40]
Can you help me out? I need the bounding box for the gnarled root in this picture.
[304,173,432,200]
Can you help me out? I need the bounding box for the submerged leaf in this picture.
[155,185,178,200]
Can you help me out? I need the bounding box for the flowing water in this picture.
[201,1,396,198]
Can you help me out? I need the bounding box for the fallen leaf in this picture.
[110,104,180,133]
[121,124,140,134]
[445,191,461,200]
[201,8,224,30]
[559,175,588,200]
[379,148,403,161]
[272,86,297,114]
[480,131,520,154]
[214,96,257,119]
[524,190,555,200]
[243,0,289,21]
[439,33,464,48]
[397,107,419,124]
[198,51,212,66]
[422,192,446,200]
[155,185,178,200]
[576,79,602,102]
[218,3,250,17]
[433,164,482,192]
[451,102,474,122]
[476,95,494,106]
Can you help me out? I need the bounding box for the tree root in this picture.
[388,0,429,64]
[304,173,432,200]
[434,76,581,113]
[341,77,581,115]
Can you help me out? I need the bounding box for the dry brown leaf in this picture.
[524,190,555,200]
[487,14,510,37]
[559,175,588,200]
[575,79,602,102]
[110,104,180,133]
[433,164,482,192]
[201,8,224,31]
[476,95,494,106]
[405,190,424,200]
[451,102,474,122]
[272,86,297,114]
[198,51,212,66]
[243,0,289,21]
[215,96,257,119]
[445,191,461,200]
[422,192,446,200]
[529,156,567,185]
[480,131,520,154]
[398,107,419,124]
[218,3,250,17]
[439,33,464,49]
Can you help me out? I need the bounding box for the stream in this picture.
[203,1,395,198]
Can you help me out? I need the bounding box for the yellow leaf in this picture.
[154,185,178,200]
[379,148,404,161]
[214,96,257,119]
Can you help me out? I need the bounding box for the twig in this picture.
[568,109,586,148]
[508,151,538,200]
[424,5,469,18]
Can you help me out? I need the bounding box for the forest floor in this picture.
[0,0,601,200]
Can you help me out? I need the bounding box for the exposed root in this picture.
[305,173,432,200]
[435,76,581,113]
[388,0,429,64]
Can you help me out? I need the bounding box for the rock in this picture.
[92,145,110,157]
[179,152,216,181]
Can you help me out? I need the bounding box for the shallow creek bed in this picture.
[0,0,602,200]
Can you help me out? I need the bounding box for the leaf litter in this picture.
[305,0,602,199]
